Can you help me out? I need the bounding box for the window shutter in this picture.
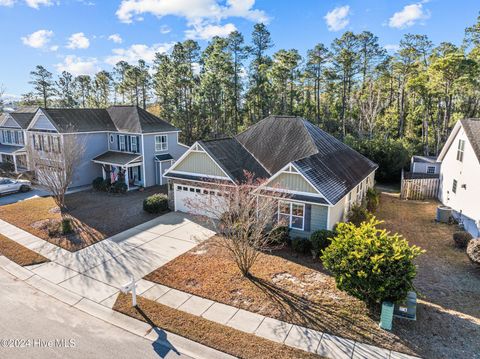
[304,204,312,232]
[117,135,120,150]
[136,136,139,153]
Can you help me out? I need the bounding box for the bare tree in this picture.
[27,131,85,213]
[355,80,383,138]
[185,173,289,277]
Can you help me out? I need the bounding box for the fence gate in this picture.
[400,170,440,200]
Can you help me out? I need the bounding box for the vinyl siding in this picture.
[2,116,20,128]
[269,172,318,193]
[172,151,227,178]
[290,204,328,238]
[31,113,57,131]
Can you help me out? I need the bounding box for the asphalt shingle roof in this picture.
[461,118,480,163]
[107,106,178,133]
[92,151,142,166]
[9,107,38,129]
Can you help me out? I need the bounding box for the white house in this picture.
[438,119,480,237]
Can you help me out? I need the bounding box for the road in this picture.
[0,267,192,359]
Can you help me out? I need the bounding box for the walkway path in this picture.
[0,213,420,359]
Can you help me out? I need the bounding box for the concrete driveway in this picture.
[0,187,49,206]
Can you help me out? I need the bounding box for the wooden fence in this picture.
[400,170,440,200]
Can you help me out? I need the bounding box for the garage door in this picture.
[174,184,228,218]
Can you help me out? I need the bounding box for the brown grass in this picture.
[0,186,168,252]
[0,234,49,266]
[113,293,324,359]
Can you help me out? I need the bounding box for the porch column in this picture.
[124,166,129,191]
[102,166,106,180]
[13,155,18,173]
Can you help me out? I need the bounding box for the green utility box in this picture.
[394,291,417,320]
[379,301,394,330]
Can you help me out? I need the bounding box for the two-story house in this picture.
[26,106,187,190]
[438,118,480,237]
[0,107,37,173]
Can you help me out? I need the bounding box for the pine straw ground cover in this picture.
[145,193,480,359]
[114,293,324,359]
[0,234,49,266]
[0,186,168,252]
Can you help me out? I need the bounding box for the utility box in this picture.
[379,301,394,330]
[394,291,417,320]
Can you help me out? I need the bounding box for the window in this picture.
[109,134,114,143]
[457,139,465,162]
[155,135,168,151]
[452,179,458,194]
[130,136,137,153]
[1,130,23,145]
[278,201,305,230]
[427,166,435,174]
[177,186,182,191]
[119,135,126,151]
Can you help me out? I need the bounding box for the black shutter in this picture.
[304,204,312,232]
[127,136,131,152]
[117,135,120,150]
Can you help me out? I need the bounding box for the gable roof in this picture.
[6,107,38,129]
[107,106,178,133]
[198,138,270,183]
[460,118,480,162]
[236,116,378,204]
[412,155,438,164]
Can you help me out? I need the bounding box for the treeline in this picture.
[23,15,480,179]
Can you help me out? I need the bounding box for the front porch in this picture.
[92,151,144,191]
[0,144,28,173]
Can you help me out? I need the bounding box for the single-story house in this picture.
[410,155,440,176]
[438,118,480,237]
[164,116,378,237]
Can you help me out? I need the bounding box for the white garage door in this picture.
[174,184,228,218]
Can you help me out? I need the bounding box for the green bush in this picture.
[310,229,336,257]
[453,231,473,249]
[143,194,169,214]
[365,188,380,212]
[348,204,371,226]
[113,181,128,194]
[267,226,290,245]
[61,218,73,235]
[291,237,312,254]
[47,221,60,237]
[92,177,105,191]
[321,218,424,304]
[467,238,480,265]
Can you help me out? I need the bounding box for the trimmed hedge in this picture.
[291,237,312,254]
[310,229,336,256]
[143,194,169,214]
[453,231,473,249]
[113,181,128,194]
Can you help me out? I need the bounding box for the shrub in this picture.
[291,237,312,254]
[348,204,371,226]
[113,181,128,194]
[92,177,105,191]
[453,231,473,249]
[321,217,424,304]
[61,218,74,235]
[310,229,336,257]
[267,226,290,245]
[0,162,15,174]
[467,238,480,265]
[47,221,60,237]
[143,194,169,214]
[365,188,380,212]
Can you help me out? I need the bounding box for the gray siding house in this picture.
[165,116,377,236]
[24,106,187,190]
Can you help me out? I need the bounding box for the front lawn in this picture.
[0,234,49,266]
[0,186,168,252]
[144,193,480,358]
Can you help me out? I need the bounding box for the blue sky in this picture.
[1,0,479,99]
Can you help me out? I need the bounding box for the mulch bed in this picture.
[114,293,324,359]
[0,186,168,252]
[0,234,49,266]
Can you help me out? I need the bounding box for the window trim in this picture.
[130,136,138,153]
[278,201,305,231]
[452,179,458,194]
[155,135,168,152]
[119,135,126,151]
[456,139,465,162]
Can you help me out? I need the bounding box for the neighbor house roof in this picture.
[7,107,38,129]
[460,118,480,162]
[40,108,117,133]
[0,144,26,154]
[92,151,142,166]
[199,138,270,183]
[412,155,438,164]
[107,106,179,133]
[236,116,378,204]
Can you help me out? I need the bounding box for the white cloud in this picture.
[185,22,236,40]
[25,0,53,9]
[108,33,123,44]
[324,5,350,32]
[55,55,100,76]
[67,32,90,49]
[388,3,430,29]
[50,45,59,51]
[0,0,15,7]
[21,29,53,48]
[160,24,171,34]
[105,43,174,65]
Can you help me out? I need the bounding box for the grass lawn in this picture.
[0,234,49,266]
[0,186,168,252]
[113,293,324,359]
[144,193,480,359]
